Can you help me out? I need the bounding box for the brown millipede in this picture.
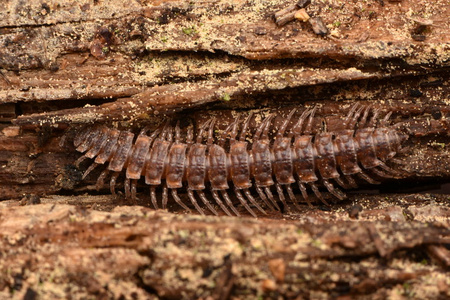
[71,104,408,217]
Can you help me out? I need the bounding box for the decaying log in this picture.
[0,199,449,299]
[0,0,448,124]
[0,0,449,299]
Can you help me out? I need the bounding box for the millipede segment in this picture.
[72,104,409,217]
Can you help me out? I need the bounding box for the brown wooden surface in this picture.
[0,198,449,299]
[0,0,449,299]
[1,0,448,125]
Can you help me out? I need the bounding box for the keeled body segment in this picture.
[73,105,408,217]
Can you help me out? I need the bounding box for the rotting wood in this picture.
[0,201,448,299]
[1,0,449,125]
[12,67,416,125]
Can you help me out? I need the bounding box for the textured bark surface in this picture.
[1,0,448,125]
[0,0,449,299]
[0,199,449,299]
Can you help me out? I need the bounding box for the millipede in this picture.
[71,104,409,217]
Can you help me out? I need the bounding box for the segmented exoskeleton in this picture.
[72,104,408,217]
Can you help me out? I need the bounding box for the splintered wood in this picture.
[0,202,449,299]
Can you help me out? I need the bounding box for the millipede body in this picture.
[72,104,408,217]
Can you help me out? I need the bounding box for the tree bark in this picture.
[0,200,449,299]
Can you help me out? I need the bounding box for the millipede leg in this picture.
[275,183,289,211]
[197,191,219,216]
[397,146,411,154]
[278,109,296,136]
[220,190,241,217]
[110,172,119,197]
[218,123,235,147]
[162,185,169,209]
[166,125,174,142]
[244,189,267,215]
[186,127,194,147]
[390,158,408,165]
[207,118,216,145]
[359,105,372,127]
[298,182,313,207]
[310,183,330,206]
[124,178,131,199]
[59,130,70,148]
[256,186,276,211]
[96,169,109,191]
[286,184,302,211]
[371,167,394,179]
[381,111,392,126]
[358,171,380,184]
[343,104,359,128]
[323,179,346,201]
[229,115,241,141]
[264,187,281,211]
[290,108,311,136]
[367,108,381,127]
[288,109,312,136]
[261,115,275,140]
[74,156,88,168]
[131,179,138,202]
[239,113,253,141]
[82,163,98,180]
[334,176,349,189]
[150,186,159,210]
[345,175,358,189]
[187,190,205,215]
[349,105,365,128]
[379,162,403,176]
[174,121,181,143]
[304,106,317,135]
[235,188,257,218]
[171,189,192,213]
[254,114,273,140]
[139,127,161,139]
[211,190,232,216]
[160,120,170,140]
[196,119,213,143]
